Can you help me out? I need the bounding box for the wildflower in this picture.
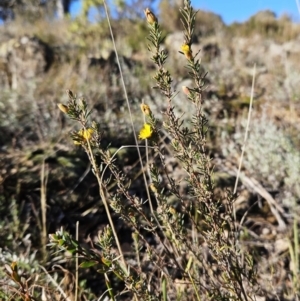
[139,123,153,140]
[140,103,151,116]
[57,103,69,113]
[181,43,193,60]
[74,128,94,145]
[182,86,190,95]
[144,8,157,25]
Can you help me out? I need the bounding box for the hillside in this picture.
[1,6,300,300]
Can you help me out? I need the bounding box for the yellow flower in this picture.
[74,128,94,145]
[181,43,193,60]
[139,123,153,140]
[57,103,68,113]
[144,8,157,25]
[140,103,151,115]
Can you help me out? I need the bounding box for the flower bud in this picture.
[66,89,74,99]
[149,183,158,193]
[182,86,190,95]
[140,103,151,115]
[144,8,157,25]
[57,103,68,113]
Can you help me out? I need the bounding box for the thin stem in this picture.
[40,160,48,263]
[102,0,154,217]
[75,221,79,301]
[85,127,127,271]
[234,64,256,195]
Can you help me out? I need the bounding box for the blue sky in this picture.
[196,0,299,24]
[70,0,300,24]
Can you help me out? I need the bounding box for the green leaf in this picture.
[79,261,98,268]
[67,248,77,254]
[97,267,109,274]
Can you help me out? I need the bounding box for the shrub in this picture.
[47,1,258,300]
